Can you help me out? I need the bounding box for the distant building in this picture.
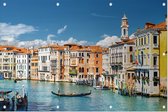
[30,49,38,80]
[0,46,31,79]
[0,46,17,79]
[89,46,103,85]
[16,51,31,79]
[109,14,135,90]
[65,44,103,84]
[102,48,110,87]
[38,45,66,81]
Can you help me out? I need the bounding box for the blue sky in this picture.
[0,0,167,46]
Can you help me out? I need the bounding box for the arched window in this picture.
[79,67,81,72]
[123,29,126,35]
[82,68,84,72]
[141,51,143,65]
[130,54,133,62]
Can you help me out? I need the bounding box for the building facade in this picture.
[16,52,31,79]
[102,48,110,87]
[109,15,135,91]
[30,49,38,80]
[0,47,16,79]
[134,20,167,96]
[159,24,167,97]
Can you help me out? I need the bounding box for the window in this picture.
[144,36,146,45]
[96,61,98,64]
[96,54,99,58]
[141,38,143,45]
[124,55,126,63]
[132,73,134,78]
[153,56,157,66]
[130,54,133,62]
[82,68,84,72]
[87,53,90,57]
[153,36,157,44]
[128,73,130,79]
[141,51,143,65]
[123,29,126,35]
[129,46,133,52]
[43,66,48,71]
[79,68,81,72]
[41,56,47,63]
[148,34,150,44]
[96,68,99,73]
[148,71,149,78]
[153,72,158,86]
[87,59,89,63]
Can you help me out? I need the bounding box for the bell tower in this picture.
[121,14,129,41]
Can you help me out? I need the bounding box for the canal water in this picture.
[0,80,167,111]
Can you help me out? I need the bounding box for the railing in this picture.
[38,70,49,72]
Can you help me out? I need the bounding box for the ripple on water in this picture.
[0,80,167,111]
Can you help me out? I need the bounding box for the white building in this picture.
[0,47,16,79]
[16,53,31,79]
[102,48,111,87]
[109,15,135,90]
[38,45,65,81]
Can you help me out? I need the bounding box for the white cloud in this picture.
[91,13,115,18]
[96,34,121,47]
[0,36,92,48]
[0,23,37,41]
[57,25,67,34]
[47,34,55,42]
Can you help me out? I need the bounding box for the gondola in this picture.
[0,91,12,95]
[51,90,91,97]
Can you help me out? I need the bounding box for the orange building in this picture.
[30,49,38,80]
[64,44,103,84]
[0,46,31,79]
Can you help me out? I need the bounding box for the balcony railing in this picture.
[38,70,49,72]
[69,69,77,75]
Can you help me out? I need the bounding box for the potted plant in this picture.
[153,76,159,82]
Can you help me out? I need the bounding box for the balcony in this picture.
[153,65,159,69]
[69,69,77,76]
[51,63,57,67]
[110,62,122,65]
[42,61,46,63]
[38,70,49,72]
[111,65,123,70]
[153,76,159,82]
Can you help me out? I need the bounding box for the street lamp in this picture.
[163,51,167,56]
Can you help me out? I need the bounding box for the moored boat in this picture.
[94,86,110,90]
[0,91,12,95]
[0,91,11,111]
[51,90,91,97]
